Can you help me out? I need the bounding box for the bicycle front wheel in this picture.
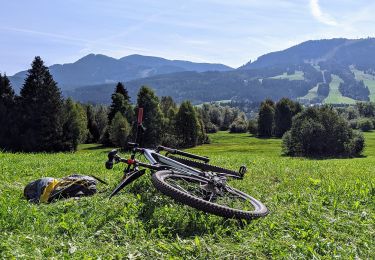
[151,170,268,220]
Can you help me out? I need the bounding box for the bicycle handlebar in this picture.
[127,142,138,148]
[106,144,209,172]
[105,148,162,171]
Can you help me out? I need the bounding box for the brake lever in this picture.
[106,149,120,170]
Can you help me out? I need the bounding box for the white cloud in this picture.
[309,0,338,26]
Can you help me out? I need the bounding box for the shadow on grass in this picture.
[78,144,131,155]
[79,144,107,151]
[122,181,250,239]
[248,134,280,140]
[280,153,367,160]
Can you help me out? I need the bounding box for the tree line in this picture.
[247,98,302,138]
[0,57,215,152]
[248,97,365,157]
[0,57,249,153]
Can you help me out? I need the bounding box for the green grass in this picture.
[300,84,319,101]
[352,68,375,102]
[1,132,374,258]
[269,71,304,80]
[324,74,356,104]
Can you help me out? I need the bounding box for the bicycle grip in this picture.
[105,160,113,170]
[108,149,118,160]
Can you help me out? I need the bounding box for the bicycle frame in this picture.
[106,145,214,198]
[142,148,203,176]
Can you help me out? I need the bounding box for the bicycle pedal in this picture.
[239,165,247,177]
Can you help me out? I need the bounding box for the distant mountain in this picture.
[67,38,375,105]
[9,54,233,92]
[66,64,322,104]
[11,38,375,105]
[240,38,375,70]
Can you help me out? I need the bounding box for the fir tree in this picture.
[0,73,14,100]
[115,82,130,101]
[108,83,133,124]
[0,73,16,149]
[19,56,65,152]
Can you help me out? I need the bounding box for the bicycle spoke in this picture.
[168,179,189,194]
[169,177,204,197]
[163,174,256,211]
[208,193,215,202]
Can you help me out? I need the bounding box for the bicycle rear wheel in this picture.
[151,170,268,220]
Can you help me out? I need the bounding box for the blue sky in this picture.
[0,0,374,75]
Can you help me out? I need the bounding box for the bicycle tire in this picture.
[151,170,268,220]
[167,155,243,178]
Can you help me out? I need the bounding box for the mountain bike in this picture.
[105,142,268,220]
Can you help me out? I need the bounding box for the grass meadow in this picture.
[352,68,375,102]
[0,132,374,258]
[324,75,356,105]
[269,71,304,81]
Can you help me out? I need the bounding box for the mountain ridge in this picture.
[8,38,375,105]
[9,54,233,92]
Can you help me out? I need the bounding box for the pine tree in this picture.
[0,73,14,99]
[19,56,65,152]
[108,83,133,124]
[115,82,130,101]
[136,86,163,147]
[175,101,199,148]
[0,73,16,149]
